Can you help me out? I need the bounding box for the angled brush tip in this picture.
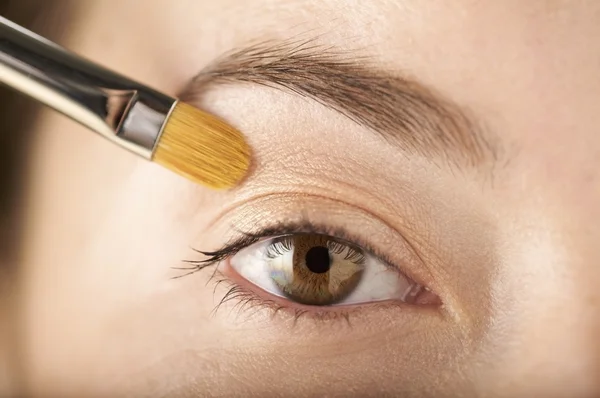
[152,102,251,189]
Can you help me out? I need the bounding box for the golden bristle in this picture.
[152,102,251,189]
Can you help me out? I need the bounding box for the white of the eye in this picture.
[337,254,413,304]
[229,237,416,305]
[229,239,281,295]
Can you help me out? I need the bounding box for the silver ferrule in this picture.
[0,16,176,158]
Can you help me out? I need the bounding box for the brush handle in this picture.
[0,16,176,158]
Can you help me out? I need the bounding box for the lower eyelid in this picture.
[216,260,390,320]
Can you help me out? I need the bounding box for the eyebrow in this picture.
[181,39,497,169]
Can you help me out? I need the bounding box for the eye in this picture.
[228,233,429,306]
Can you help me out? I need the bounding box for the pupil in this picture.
[304,246,331,274]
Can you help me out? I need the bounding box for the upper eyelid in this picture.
[203,190,422,234]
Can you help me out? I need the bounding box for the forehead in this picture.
[80,0,600,134]
[66,1,600,207]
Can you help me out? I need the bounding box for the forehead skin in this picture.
[17,0,600,397]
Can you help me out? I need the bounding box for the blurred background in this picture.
[0,0,36,281]
[0,1,70,394]
[1,0,37,394]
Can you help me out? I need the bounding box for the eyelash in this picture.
[265,235,366,264]
[176,220,422,325]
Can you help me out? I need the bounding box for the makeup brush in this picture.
[0,16,250,190]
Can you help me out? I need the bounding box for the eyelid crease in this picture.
[204,190,421,233]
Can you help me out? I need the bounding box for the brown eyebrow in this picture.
[181,39,497,169]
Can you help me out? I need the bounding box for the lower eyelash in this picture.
[209,270,355,325]
[174,256,364,325]
[202,265,412,327]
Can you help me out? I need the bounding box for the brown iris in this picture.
[268,234,365,305]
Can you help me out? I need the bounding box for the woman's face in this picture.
[18,1,600,396]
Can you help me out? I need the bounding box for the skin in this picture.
[8,0,600,396]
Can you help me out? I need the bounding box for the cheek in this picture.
[21,151,226,392]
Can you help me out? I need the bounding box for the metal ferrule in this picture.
[0,16,176,158]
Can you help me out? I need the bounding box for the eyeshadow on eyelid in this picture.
[198,195,437,276]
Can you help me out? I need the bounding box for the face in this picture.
[16,0,600,396]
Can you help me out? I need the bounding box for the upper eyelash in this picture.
[264,235,366,264]
[179,220,397,277]
[327,240,365,263]
[265,237,293,258]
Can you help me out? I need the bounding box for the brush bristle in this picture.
[153,102,251,189]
